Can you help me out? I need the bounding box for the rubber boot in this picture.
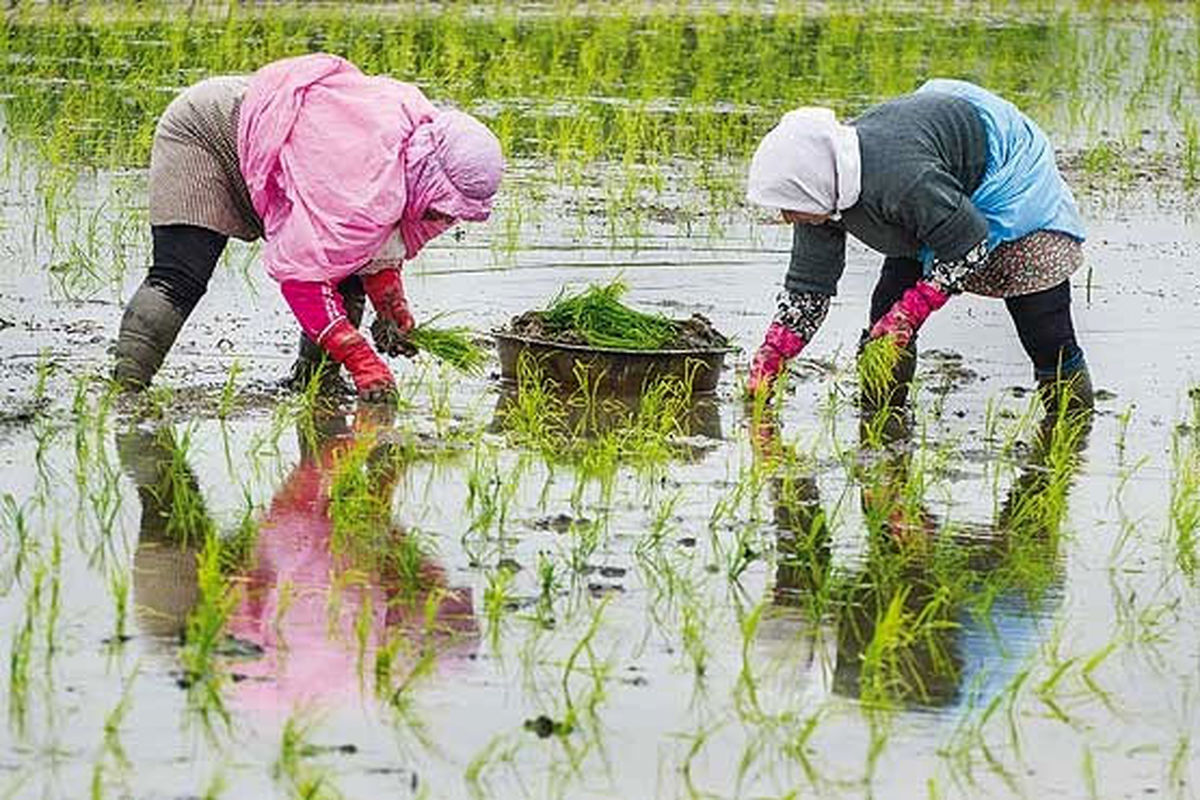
[857,329,918,418]
[1037,364,1095,433]
[286,283,366,395]
[113,282,187,390]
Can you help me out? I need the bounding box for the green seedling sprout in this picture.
[540,278,679,350]
[858,335,905,406]
[405,322,489,375]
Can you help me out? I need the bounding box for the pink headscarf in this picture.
[237,54,504,284]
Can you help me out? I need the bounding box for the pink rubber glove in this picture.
[363,268,415,335]
[747,322,807,395]
[322,319,396,401]
[868,280,950,348]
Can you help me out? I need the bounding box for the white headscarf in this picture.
[746,107,862,216]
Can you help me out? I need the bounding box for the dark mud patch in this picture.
[113,379,296,422]
[505,310,729,351]
[531,513,591,533]
[920,349,978,396]
[788,356,839,383]
[524,714,571,739]
[0,397,47,430]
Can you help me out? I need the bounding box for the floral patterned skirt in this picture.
[960,230,1084,298]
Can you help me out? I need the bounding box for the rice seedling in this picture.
[1169,399,1200,578]
[483,563,517,653]
[1167,730,1193,800]
[404,322,489,375]
[216,360,242,422]
[7,566,43,737]
[0,493,35,594]
[1184,117,1199,190]
[106,567,131,647]
[273,711,346,800]
[732,600,768,720]
[857,335,905,408]
[538,279,678,350]
[90,666,137,799]
[855,584,960,710]
[328,433,395,565]
[1034,647,1079,725]
[179,522,241,735]
[557,596,611,736]
[534,551,562,629]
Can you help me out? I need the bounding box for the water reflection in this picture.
[492,385,722,439]
[754,408,1090,713]
[116,408,477,714]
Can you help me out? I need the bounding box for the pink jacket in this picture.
[237,53,503,285]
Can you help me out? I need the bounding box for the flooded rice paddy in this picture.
[2,2,1200,799]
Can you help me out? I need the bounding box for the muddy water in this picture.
[2,167,1200,798]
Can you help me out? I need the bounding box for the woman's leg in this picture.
[113,224,227,389]
[1003,280,1093,416]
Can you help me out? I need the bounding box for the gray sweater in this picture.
[785,92,990,296]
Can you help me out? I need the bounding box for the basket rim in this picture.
[491,329,739,357]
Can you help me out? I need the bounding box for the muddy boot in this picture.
[1037,365,1095,441]
[285,281,366,396]
[857,329,917,418]
[287,334,353,396]
[113,283,187,390]
[1037,365,1095,421]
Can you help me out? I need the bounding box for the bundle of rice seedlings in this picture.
[406,323,489,375]
[858,335,905,401]
[541,279,678,350]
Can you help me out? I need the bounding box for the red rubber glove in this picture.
[363,268,415,335]
[747,321,807,396]
[321,319,396,402]
[868,280,950,348]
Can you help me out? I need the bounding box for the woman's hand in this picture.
[321,319,396,402]
[363,267,415,334]
[746,321,808,396]
[868,280,950,348]
[369,317,419,359]
[280,279,396,400]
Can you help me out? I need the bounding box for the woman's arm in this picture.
[747,223,846,395]
[280,280,395,401]
[362,267,415,343]
[868,237,988,346]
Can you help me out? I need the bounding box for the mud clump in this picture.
[524,714,571,738]
[506,310,728,351]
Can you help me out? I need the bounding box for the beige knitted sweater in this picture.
[148,76,263,241]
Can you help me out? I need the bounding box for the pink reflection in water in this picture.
[226,429,477,715]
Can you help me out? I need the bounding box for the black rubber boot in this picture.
[113,282,187,390]
[286,281,366,395]
[1037,364,1095,427]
